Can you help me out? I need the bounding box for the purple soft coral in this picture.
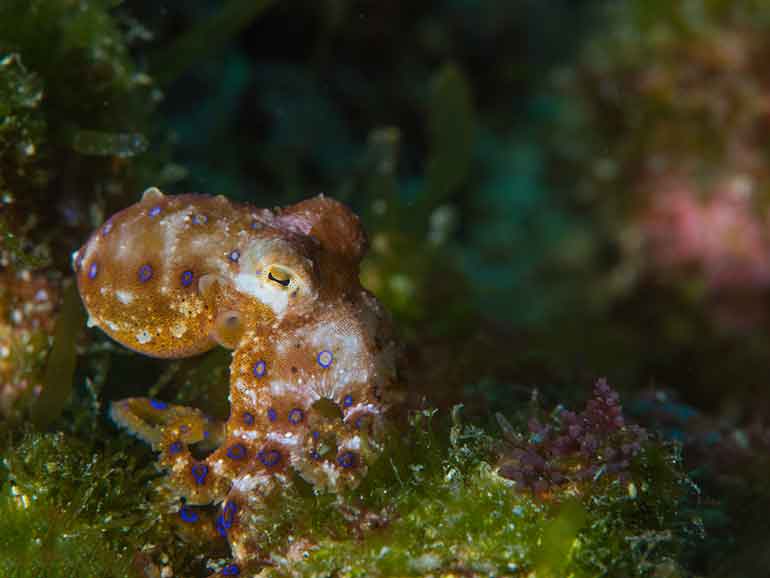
[498,379,648,495]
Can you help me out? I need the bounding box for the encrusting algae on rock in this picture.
[73,187,402,575]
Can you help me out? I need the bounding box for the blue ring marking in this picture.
[317,350,334,368]
[191,463,208,485]
[312,430,320,439]
[228,249,240,262]
[203,430,210,439]
[101,221,113,236]
[192,214,208,225]
[222,501,237,525]
[179,424,190,434]
[215,514,227,537]
[138,264,153,283]
[267,407,277,422]
[259,449,281,467]
[148,205,162,217]
[288,408,304,425]
[179,505,198,523]
[181,270,194,287]
[226,443,246,460]
[250,220,260,229]
[337,451,357,469]
[355,417,364,430]
[310,449,321,460]
[343,395,353,408]
[253,360,267,379]
[169,441,183,455]
[242,412,254,426]
[88,262,98,280]
[221,564,240,576]
[150,398,168,410]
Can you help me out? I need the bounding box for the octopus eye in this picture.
[266,266,292,288]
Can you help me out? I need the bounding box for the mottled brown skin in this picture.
[74,188,400,574]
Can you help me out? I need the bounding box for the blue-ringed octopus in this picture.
[73,187,400,575]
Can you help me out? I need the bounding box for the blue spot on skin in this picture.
[169,441,183,455]
[227,444,246,460]
[138,264,153,283]
[192,214,208,225]
[242,412,254,425]
[253,360,267,379]
[259,449,281,467]
[203,430,210,439]
[310,449,321,460]
[148,205,161,217]
[267,407,277,422]
[191,463,208,485]
[288,408,304,425]
[215,514,227,537]
[250,220,261,229]
[101,221,113,236]
[317,350,333,368]
[216,501,238,536]
[181,270,194,287]
[179,505,198,523]
[343,395,353,408]
[223,501,237,525]
[312,431,320,439]
[150,399,168,410]
[229,249,240,262]
[88,262,98,280]
[337,451,357,468]
[221,564,240,576]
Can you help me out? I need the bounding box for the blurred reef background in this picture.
[1,0,769,576]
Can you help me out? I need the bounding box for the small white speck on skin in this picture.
[235,379,258,405]
[171,458,190,474]
[269,380,288,396]
[171,322,187,338]
[267,431,299,446]
[116,290,134,304]
[136,330,153,344]
[105,320,120,331]
[86,315,99,328]
[341,436,362,451]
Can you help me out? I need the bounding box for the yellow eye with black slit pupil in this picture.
[267,267,291,288]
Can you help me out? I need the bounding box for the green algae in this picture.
[196,407,694,578]
[0,431,150,578]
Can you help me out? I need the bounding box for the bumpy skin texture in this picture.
[73,188,399,573]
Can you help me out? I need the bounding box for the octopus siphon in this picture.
[73,188,400,575]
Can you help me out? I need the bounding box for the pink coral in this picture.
[641,177,770,294]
